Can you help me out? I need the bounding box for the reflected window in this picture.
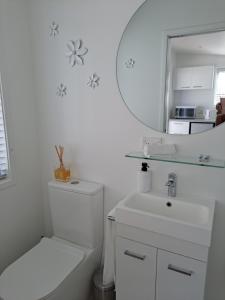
[214,68,225,105]
[0,80,9,180]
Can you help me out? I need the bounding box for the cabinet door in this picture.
[156,250,207,300]
[174,68,192,90]
[116,237,157,300]
[168,120,190,134]
[191,66,214,89]
[190,122,215,134]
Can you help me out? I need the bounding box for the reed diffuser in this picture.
[54,145,71,182]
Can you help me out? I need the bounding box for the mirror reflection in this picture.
[117,0,225,135]
[166,31,225,134]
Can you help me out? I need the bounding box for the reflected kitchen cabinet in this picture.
[174,66,214,90]
[168,120,190,134]
[168,119,215,135]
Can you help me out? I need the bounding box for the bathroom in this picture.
[0,0,224,299]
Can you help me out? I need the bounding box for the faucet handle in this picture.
[166,172,177,197]
[166,172,176,186]
[165,178,175,187]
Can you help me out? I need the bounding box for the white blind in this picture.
[0,91,8,179]
[214,68,225,105]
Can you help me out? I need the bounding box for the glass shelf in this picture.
[125,151,225,169]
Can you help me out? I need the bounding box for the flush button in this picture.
[71,180,80,185]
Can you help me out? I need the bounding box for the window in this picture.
[0,81,9,180]
[214,68,225,105]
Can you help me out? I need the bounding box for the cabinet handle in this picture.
[168,264,194,276]
[193,85,203,88]
[124,250,146,261]
[181,86,190,89]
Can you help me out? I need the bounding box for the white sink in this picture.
[115,192,215,247]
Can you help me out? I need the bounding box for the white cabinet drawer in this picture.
[116,237,157,300]
[168,120,190,134]
[156,250,207,300]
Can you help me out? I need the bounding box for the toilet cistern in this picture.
[165,173,177,197]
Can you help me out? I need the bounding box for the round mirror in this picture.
[117,0,225,135]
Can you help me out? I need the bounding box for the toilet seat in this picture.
[0,238,85,300]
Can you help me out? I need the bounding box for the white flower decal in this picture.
[87,73,100,89]
[57,83,67,97]
[125,58,135,68]
[50,21,59,37]
[66,39,88,67]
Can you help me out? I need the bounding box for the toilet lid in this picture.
[0,238,84,300]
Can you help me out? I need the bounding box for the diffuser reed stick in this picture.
[55,145,64,168]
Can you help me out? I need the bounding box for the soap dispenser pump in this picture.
[137,162,152,193]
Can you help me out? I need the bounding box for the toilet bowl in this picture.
[0,180,103,300]
[0,237,95,300]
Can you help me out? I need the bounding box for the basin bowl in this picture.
[115,192,215,247]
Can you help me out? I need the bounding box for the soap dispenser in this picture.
[137,162,152,193]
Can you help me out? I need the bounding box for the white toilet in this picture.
[0,180,103,300]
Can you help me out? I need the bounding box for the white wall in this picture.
[174,53,225,108]
[174,89,215,109]
[0,0,44,273]
[176,53,225,68]
[29,1,225,300]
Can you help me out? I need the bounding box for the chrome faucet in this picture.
[165,173,177,197]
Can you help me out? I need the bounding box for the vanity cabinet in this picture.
[157,250,207,300]
[174,66,214,90]
[116,236,207,300]
[116,237,157,300]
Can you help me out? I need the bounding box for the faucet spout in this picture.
[165,173,177,197]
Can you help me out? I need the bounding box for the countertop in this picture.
[170,118,216,123]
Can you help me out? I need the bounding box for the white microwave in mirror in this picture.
[175,106,196,119]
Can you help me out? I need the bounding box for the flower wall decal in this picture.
[125,58,135,68]
[87,73,100,89]
[57,83,67,97]
[66,39,88,67]
[50,21,59,37]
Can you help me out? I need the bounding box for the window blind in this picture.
[214,69,225,105]
[0,92,8,179]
